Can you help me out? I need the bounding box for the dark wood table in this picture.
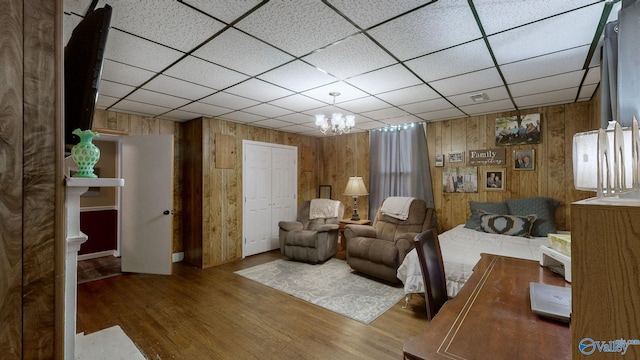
[404,254,571,360]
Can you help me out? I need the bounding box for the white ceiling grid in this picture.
[62,0,620,137]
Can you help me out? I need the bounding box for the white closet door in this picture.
[242,141,297,257]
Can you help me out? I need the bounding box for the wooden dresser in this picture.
[571,198,640,359]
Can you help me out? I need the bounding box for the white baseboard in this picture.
[172,252,184,263]
[78,250,117,261]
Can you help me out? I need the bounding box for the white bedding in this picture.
[397,224,550,297]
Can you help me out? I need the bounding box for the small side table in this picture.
[336,218,371,260]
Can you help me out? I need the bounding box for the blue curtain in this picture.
[368,123,435,221]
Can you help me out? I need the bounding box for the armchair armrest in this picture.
[344,224,377,241]
[394,232,419,261]
[278,221,303,232]
[315,223,339,232]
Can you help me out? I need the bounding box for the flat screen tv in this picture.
[64,4,112,155]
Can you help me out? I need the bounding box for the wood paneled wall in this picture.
[1,0,63,358]
[92,109,184,254]
[427,102,599,233]
[319,133,370,220]
[181,117,320,268]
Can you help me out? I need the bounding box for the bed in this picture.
[397,196,560,298]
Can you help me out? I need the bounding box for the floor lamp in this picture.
[343,176,368,221]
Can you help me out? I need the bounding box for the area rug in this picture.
[235,258,404,324]
[76,325,146,359]
[77,256,122,284]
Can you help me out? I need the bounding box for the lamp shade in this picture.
[343,176,368,196]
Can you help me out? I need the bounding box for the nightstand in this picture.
[336,218,371,260]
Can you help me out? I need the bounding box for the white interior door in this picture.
[243,141,297,257]
[121,135,173,275]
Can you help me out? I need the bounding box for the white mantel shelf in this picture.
[64,177,124,360]
[66,177,125,188]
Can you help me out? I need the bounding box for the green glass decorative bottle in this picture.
[71,128,100,178]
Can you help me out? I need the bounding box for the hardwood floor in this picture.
[77,250,429,359]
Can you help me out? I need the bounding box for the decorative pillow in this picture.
[506,197,560,237]
[477,211,537,238]
[464,201,510,229]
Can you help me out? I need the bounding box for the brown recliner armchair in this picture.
[278,199,345,264]
[344,198,434,283]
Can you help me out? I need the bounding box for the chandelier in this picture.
[314,92,355,135]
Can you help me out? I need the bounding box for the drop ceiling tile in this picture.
[500,45,589,83]
[346,64,422,94]
[356,120,387,130]
[578,84,598,102]
[193,28,294,76]
[416,108,466,122]
[97,0,225,52]
[98,80,135,98]
[303,34,397,79]
[361,107,409,121]
[475,0,598,35]
[302,82,369,103]
[164,56,249,90]
[182,0,263,23]
[459,99,516,116]
[200,91,260,109]
[235,0,359,57]
[157,109,202,122]
[101,60,155,87]
[514,88,579,108]
[375,84,440,105]
[447,86,510,107]
[180,102,233,118]
[509,70,585,98]
[105,30,184,72]
[489,4,605,65]
[110,99,172,117]
[278,124,317,134]
[368,0,481,60]
[268,95,326,113]
[584,66,601,85]
[337,96,391,114]
[251,119,294,129]
[279,113,319,125]
[405,40,494,82]
[258,60,338,92]
[96,94,119,109]
[399,98,453,114]
[143,75,215,101]
[243,103,294,118]
[64,0,91,15]
[429,68,504,97]
[328,0,434,29]
[224,79,294,103]
[218,111,267,123]
[125,88,191,109]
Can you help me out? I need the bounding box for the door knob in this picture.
[163,210,174,215]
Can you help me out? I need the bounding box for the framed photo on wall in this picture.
[442,166,478,193]
[484,169,506,191]
[495,113,541,146]
[449,151,465,163]
[434,154,444,167]
[513,149,535,170]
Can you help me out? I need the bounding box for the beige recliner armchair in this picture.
[344,198,434,283]
[278,199,344,264]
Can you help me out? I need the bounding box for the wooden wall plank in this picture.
[0,0,25,356]
[22,0,57,357]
